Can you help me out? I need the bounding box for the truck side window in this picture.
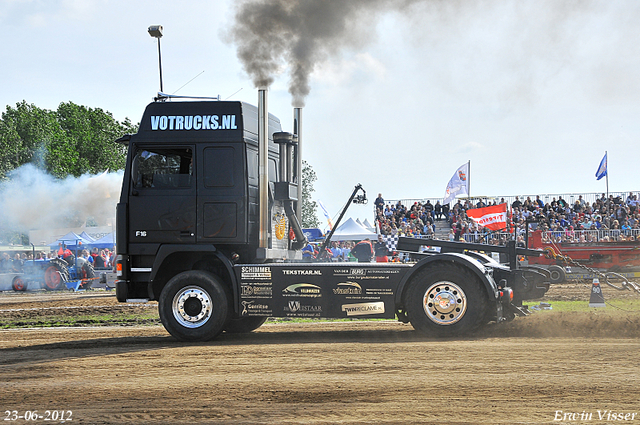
[247,149,278,184]
[247,148,258,186]
[133,147,192,189]
[269,158,277,183]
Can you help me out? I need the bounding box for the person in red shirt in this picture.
[352,238,374,262]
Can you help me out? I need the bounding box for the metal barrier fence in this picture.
[381,190,638,210]
[540,229,640,243]
[461,229,640,245]
[461,232,511,244]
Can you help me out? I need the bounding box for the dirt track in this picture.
[1,287,640,424]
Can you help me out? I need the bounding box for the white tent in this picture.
[330,218,378,241]
[362,218,375,232]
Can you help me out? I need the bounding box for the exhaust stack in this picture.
[293,108,302,219]
[273,131,307,251]
[258,88,269,249]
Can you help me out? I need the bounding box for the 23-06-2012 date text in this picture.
[4,410,72,423]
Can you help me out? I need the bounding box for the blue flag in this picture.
[595,153,607,180]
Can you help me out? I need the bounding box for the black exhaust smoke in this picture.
[227,0,420,106]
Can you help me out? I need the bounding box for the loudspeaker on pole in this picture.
[589,278,606,308]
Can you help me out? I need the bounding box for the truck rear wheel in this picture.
[224,317,267,334]
[406,263,489,337]
[158,271,230,342]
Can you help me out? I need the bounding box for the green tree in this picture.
[0,101,136,244]
[0,101,137,179]
[50,102,135,177]
[301,160,320,228]
[0,101,62,178]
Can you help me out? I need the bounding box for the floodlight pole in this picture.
[156,38,163,92]
[148,25,164,93]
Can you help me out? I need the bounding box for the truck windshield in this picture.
[132,147,192,189]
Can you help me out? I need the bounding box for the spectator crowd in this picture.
[374,192,640,244]
[0,246,115,273]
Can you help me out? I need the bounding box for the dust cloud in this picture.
[0,164,122,233]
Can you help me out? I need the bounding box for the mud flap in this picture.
[507,303,530,317]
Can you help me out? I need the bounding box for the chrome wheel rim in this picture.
[172,286,213,328]
[423,281,467,325]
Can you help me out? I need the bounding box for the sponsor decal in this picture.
[282,269,322,276]
[332,268,400,280]
[241,266,271,279]
[282,283,321,297]
[341,302,386,317]
[365,288,394,296]
[241,285,273,298]
[287,301,300,312]
[274,212,287,240]
[333,282,363,295]
[150,114,238,131]
[240,300,271,316]
[284,301,322,314]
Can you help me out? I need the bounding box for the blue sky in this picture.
[1,0,638,222]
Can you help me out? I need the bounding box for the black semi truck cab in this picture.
[115,95,550,342]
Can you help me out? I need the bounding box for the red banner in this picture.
[466,204,508,231]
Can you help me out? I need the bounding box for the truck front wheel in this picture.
[406,263,489,337]
[158,271,230,342]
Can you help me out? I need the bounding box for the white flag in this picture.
[443,162,469,205]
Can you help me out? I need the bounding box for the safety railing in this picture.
[460,229,640,245]
[380,190,638,210]
[461,232,511,244]
[541,229,640,243]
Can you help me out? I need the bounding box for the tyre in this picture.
[158,271,231,342]
[82,261,96,279]
[548,265,566,284]
[405,263,490,337]
[43,259,70,291]
[81,262,96,289]
[12,276,27,291]
[224,316,267,334]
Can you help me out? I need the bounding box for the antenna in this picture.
[155,93,221,101]
[173,70,205,95]
[225,88,243,100]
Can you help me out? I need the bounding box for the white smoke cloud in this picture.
[0,164,123,233]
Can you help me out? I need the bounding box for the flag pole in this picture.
[605,151,609,202]
[467,160,471,200]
